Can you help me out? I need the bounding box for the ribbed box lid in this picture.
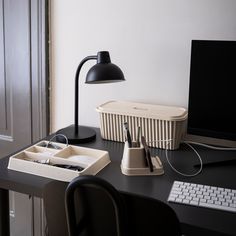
[96,101,187,121]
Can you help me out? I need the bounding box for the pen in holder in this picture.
[121,141,164,176]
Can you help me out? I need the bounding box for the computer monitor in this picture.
[185,40,236,147]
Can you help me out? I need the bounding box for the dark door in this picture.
[0,0,48,158]
[0,1,49,235]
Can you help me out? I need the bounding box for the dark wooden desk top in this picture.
[1,128,236,235]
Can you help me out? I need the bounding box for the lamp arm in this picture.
[74,55,97,134]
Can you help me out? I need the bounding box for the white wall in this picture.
[50,0,236,132]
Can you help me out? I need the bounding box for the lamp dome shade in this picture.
[85,63,125,84]
[85,51,125,84]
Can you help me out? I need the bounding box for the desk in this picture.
[0,128,236,236]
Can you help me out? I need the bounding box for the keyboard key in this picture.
[176,198,183,203]
[207,199,214,204]
[172,190,182,195]
[225,189,232,193]
[173,187,181,191]
[226,199,233,204]
[214,201,221,205]
[219,198,225,202]
[190,200,198,206]
[183,199,190,204]
[200,198,207,203]
[222,202,229,207]
[168,196,176,202]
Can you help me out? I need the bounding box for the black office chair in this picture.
[65,175,182,236]
[43,179,126,236]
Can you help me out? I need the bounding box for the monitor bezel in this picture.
[184,39,236,147]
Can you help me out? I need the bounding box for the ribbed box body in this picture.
[97,101,188,150]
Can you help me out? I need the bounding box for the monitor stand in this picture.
[184,133,236,148]
[184,134,236,168]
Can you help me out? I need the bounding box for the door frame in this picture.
[31,0,50,142]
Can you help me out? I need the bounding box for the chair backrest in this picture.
[65,175,181,236]
[121,191,182,236]
[65,175,127,236]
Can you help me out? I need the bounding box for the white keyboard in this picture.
[168,181,236,213]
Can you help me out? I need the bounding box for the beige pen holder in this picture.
[121,142,164,176]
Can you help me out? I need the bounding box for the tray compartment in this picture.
[54,146,110,175]
[55,146,103,165]
[25,146,58,156]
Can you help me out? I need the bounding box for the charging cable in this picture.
[149,139,236,177]
[46,134,69,149]
[148,139,203,177]
[166,141,203,177]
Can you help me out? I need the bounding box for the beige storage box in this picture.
[96,101,187,150]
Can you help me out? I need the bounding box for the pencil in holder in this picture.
[121,141,164,176]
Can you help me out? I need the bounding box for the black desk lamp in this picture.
[56,51,125,144]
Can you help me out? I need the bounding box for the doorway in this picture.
[0,1,49,235]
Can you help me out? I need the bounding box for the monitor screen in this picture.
[186,40,236,147]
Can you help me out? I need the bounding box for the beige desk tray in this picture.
[8,141,111,182]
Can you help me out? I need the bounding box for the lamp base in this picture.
[56,125,96,144]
